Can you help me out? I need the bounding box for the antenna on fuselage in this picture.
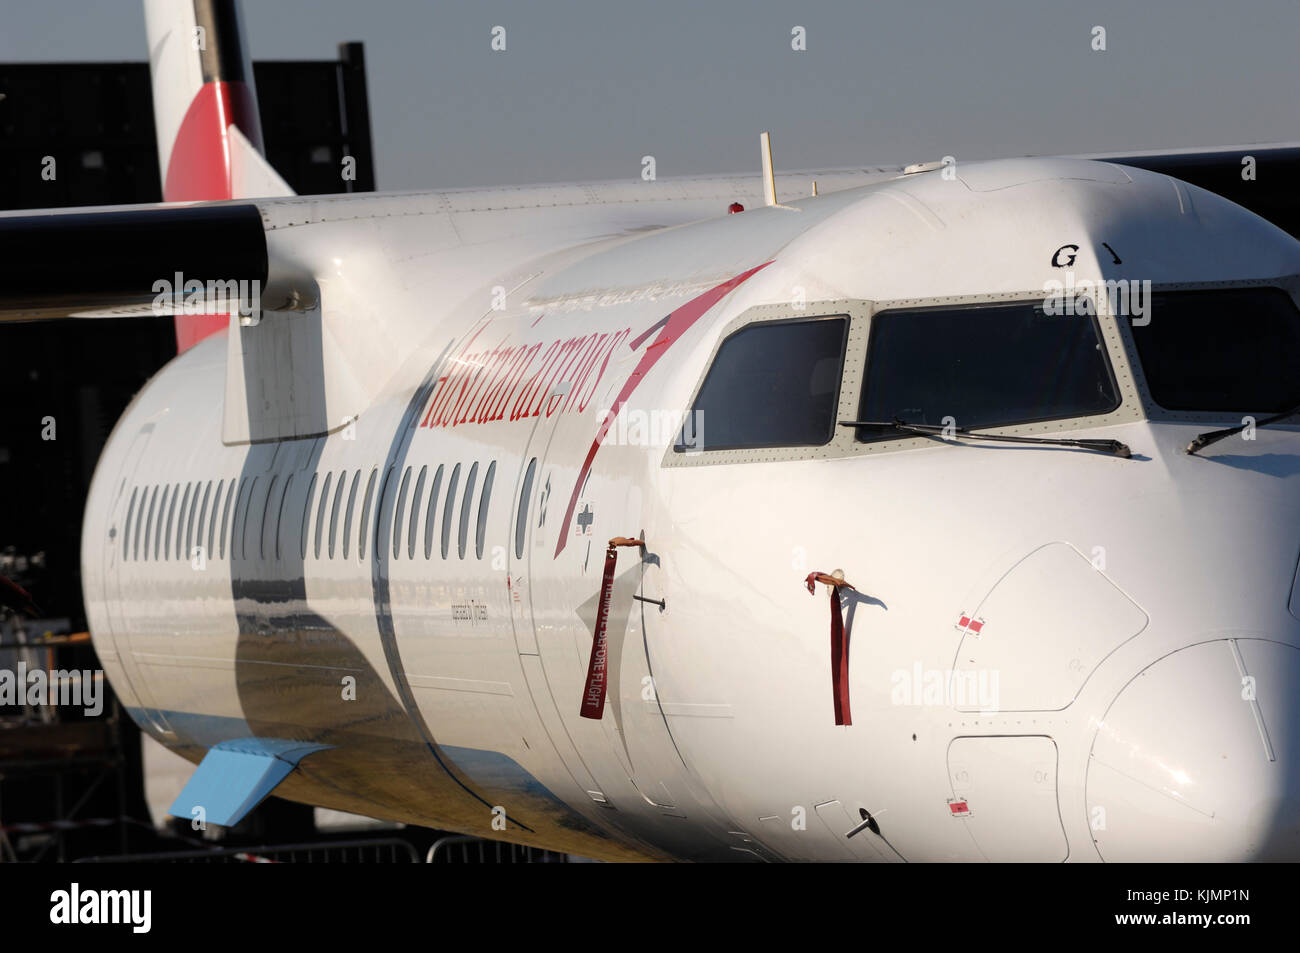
[759,132,800,210]
[760,131,778,206]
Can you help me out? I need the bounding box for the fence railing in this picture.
[74,837,420,863]
[425,835,571,863]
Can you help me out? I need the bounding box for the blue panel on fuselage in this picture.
[167,737,330,827]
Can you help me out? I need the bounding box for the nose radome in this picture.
[1086,639,1300,861]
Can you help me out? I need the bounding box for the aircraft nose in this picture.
[1086,639,1300,861]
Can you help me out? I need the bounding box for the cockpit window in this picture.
[1131,288,1300,412]
[676,316,848,452]
[856,301,1119,441]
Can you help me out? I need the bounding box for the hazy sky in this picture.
[2,1,1297,192]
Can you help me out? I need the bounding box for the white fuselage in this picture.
[81,159,1300,861]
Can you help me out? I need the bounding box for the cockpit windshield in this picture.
[855,300,1119,441]
[1130,288,1300,413]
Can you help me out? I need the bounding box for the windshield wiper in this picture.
[1186,402,1300,455]
[838,419,1133,458]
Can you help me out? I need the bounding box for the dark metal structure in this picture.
[0,45,374,861]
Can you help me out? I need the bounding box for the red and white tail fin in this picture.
[144,0,294,350]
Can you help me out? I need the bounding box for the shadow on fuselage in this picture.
[224,353,649,860]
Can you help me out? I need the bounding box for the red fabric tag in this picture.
[805,572,854,726]
[580,544,620,719]
[829,586,851,726]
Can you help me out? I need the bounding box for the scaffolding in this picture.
[0,614,134,862]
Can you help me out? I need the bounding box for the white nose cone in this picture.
[1087,639,1300,861]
